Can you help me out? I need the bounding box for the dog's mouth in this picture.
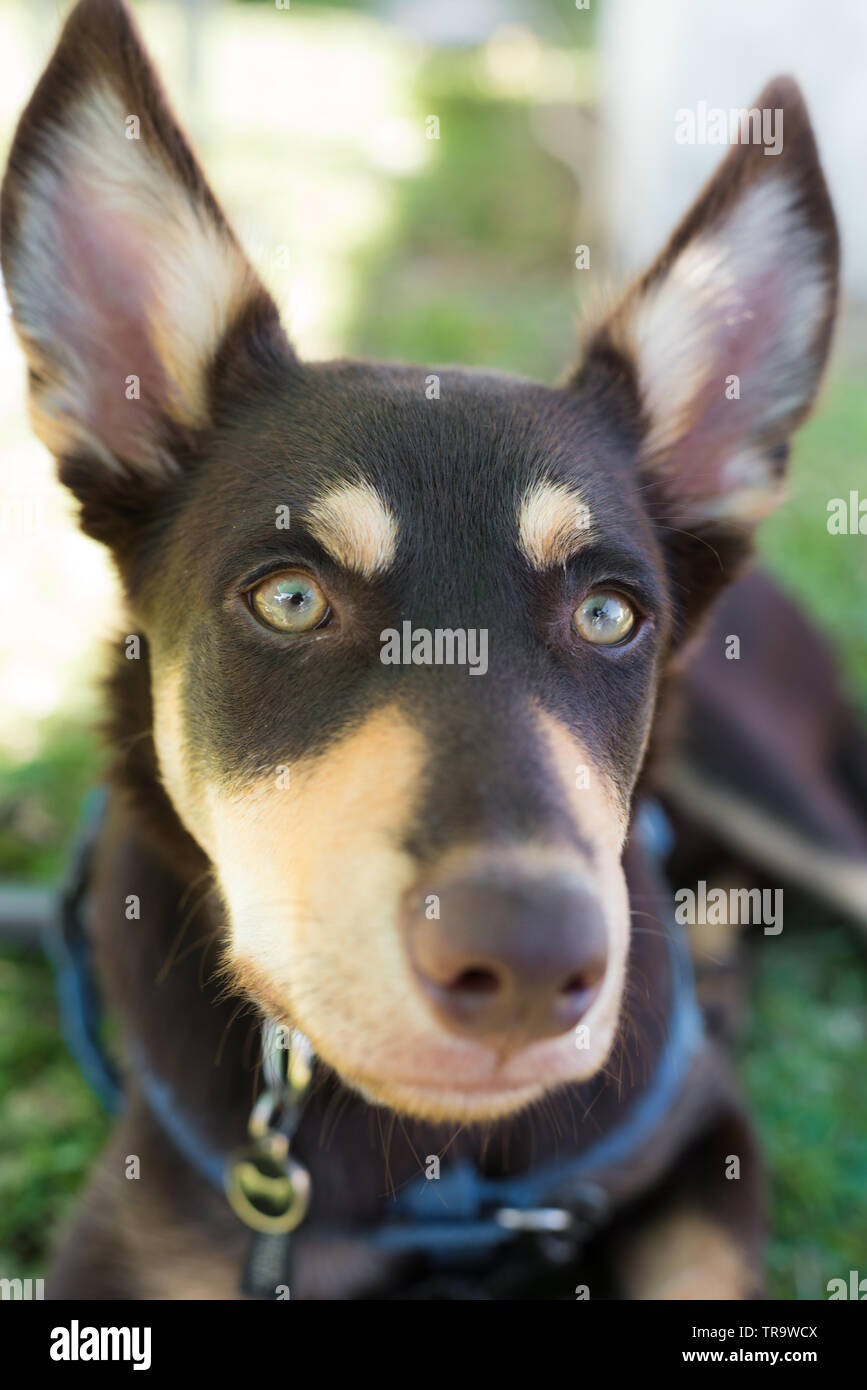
[352,1074,551,1123]
[316,1006,628,1122]
[345,1046,587,1121]
[242,946,627,1123]
[224,851,630,1122]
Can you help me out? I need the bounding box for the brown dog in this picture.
[2,0,851,1299]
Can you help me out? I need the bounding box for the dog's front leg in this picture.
[47,1098,248,1301]
[616,1205,758,1300]
[612,1107,765,1301]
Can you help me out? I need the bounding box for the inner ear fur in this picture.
[571,76,839,636]
[1,0,294,547]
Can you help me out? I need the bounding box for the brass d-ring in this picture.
[226,1145,312,1234]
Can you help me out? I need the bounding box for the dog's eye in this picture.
[249,570,330,633]
[573,592,636,646]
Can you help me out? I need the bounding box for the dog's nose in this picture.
[402,870,607,1044]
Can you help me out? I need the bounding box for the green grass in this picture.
[345,85,580,380]
[760,377,867,715]
[738,921,867,1299]
[0,947,110,1278]
[0,722,101,881]
[0,719,108,1277]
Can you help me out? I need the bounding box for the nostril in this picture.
[561,949,607,996]
[562,973,589,995]
[449,966,501,997]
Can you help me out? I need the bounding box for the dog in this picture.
[4,0,863,1300]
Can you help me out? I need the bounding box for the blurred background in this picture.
[0,0,865,1298]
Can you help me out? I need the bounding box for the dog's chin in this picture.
[248,999,624,1125]
[327,1030,620,1124]
[349,1074,552,1123]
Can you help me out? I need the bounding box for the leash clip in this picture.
[225,1024,313,1235]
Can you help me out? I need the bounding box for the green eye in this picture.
[573,592,636,646]
[249,570,330,634]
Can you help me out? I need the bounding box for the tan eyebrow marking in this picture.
[517,480,594,569]
[307,481,398,578]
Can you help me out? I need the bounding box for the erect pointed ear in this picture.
[574,77,839,630]
[1,0,293,541]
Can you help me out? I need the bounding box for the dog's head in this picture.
[1,0,838,1120]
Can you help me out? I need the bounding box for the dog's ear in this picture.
[576,77,838,632]
[1,0,292,544]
